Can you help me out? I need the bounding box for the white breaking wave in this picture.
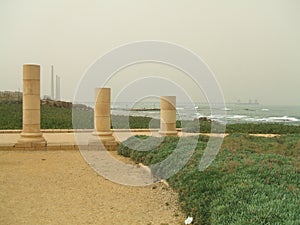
[245,116,300,123]
[266,116,300,122]
[227,115,248,119]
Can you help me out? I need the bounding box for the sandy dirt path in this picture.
[0,150,184,225]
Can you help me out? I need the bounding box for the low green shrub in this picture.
[118,134,300,225]
[0,103,22,129]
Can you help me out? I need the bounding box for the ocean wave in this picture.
[265,116,300,122]
[227,115,248,119]
[245,116,300,123]
[208,115,226,119]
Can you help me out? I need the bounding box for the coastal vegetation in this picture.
[118,134,300,224]
[0,103,163,129]
[1,102,300,134]
[182,119,300,134]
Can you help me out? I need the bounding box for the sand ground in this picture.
[0,150,184,225]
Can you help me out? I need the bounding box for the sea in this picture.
[110,102,300,126]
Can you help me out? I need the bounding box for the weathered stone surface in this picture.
[18,64,46,145]
[92,88,119,151]
[159,96,178,136]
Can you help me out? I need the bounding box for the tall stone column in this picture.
[18,64,45,144]
[159,96,178,136]
[92,88,118,150]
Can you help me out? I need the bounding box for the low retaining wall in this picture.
[0,128,183,134]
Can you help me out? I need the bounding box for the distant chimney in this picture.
[56,75,60,101]
[51,65,54,100]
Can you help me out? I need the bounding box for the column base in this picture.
[18,132,46,143]
[89,132,119,151]
[158,130,178,136]
[16,132,46,149]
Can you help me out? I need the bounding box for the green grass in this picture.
[225,123,300,134]
[1,102,300,134]
[0,103,23,129]
[111,115,160,129]
[0,103,89,129]
[118,134,300,225]
[183,119,300,134]
[0,102,172,129]
[0,103,156,129]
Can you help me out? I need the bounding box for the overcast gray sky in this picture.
[0,0,299,105]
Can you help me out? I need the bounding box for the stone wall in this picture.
[41,99,72,108]
[0,91,22,102]
[0,91,93,111]
[41,100,93,111]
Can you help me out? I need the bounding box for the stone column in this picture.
[92,88,118,150]
[159,96,178,136]
[18,64,45,144]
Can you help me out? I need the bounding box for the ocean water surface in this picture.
[110,102,300,126]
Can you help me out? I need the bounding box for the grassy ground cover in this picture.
[1,103,300,134]
[118,134,300,224]
[0,103,22,129]
[0,103,156,129]
[182,120,300,134]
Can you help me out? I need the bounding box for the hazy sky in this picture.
[1,0,299,105]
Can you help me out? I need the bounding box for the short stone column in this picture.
[159,96,178,136]
[18,64,45,144]
[92,88,118,150]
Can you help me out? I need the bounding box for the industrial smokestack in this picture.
[56,75,61,101]
[51,65,54,100]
